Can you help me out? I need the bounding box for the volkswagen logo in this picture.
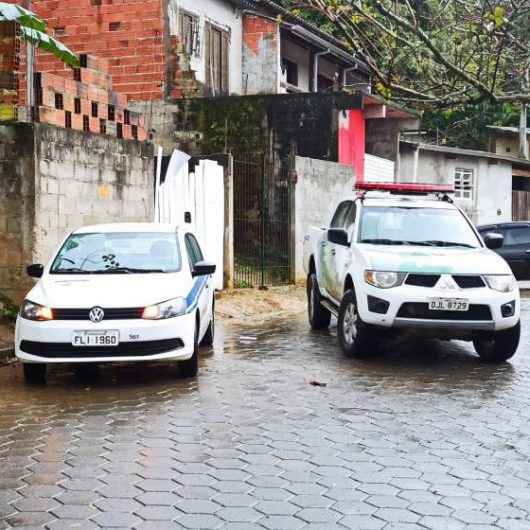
[89,307,105,323]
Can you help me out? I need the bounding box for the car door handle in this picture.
[525,250,530,254]
[330,249,336,256]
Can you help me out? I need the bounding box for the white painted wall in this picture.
[295,156,355,280]
[282,39,310,92]
[397,147,512,225]
[168,0,243,94]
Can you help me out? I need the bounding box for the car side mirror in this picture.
[328,228,349,247]
[483,232,504,250]
[192,261,216,277]
[27,264,44,278]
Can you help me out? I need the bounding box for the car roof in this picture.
[478,221,530,230]
[73,223,179,234]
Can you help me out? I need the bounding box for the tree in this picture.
[284,0,530,109]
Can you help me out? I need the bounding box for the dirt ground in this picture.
[216,285,306,323]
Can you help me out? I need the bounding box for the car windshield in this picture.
[359,206,481,248]
[50,232,181,274]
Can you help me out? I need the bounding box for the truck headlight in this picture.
[484,275,517,293]
[20,300,53,321]
[142,297,187,319]
[365,270,406,289]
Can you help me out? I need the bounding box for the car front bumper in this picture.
[357,283,520,333]
[15,312,196,364]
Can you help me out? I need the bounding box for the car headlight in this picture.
[484,275,517,293]
[142,297,187,319]
[365,270,406,289]
[20,300,53,321]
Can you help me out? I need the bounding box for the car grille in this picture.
[19,338,184,358]
[452,275,485,288]
[52,308,144,320]
[404,274,485,289]
[397,303,492,321]
[405,274,440,287]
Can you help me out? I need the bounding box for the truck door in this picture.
[328,201,356,302]
[319,201,352,297]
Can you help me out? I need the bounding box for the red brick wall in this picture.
[4,0,166,101]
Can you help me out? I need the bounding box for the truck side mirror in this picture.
[328,228,349,247]
[483,232,503,250]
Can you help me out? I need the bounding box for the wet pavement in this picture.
[1,300,530,530]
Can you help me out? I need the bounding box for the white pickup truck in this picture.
[303,188,520,363]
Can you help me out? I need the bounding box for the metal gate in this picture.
[233,152,294,287]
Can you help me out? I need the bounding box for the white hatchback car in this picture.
[16,223,216,383]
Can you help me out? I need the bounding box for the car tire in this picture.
[473,321,520,363]
[338,289,378,358]
[307,273,331,330]
[23,363,47,384]
[181,320,199,378]
[200,300,215,347]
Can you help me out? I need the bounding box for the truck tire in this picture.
[307,273,331,329]
[338,289,377,358]
[473,321,520,363]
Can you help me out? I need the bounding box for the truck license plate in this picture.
[72,330,120,347]
[429,298,469,311]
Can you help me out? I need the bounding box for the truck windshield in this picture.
[359,206,481,248]
[50,232,182,274]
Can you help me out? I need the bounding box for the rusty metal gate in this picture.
[513,190,530,220]
[233,152,294,288]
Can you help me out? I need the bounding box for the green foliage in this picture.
[0,303,18,322]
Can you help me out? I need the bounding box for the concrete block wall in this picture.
[294,156,355,281]
[242,14,280,95]
[0,122,154,303]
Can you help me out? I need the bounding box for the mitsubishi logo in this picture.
[89,307,105,323]
[436,275,460,291]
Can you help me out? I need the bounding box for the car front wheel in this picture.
[180,321,199,377]
[337,289,378,358]
[473,321,520,363]
[23,363,47,384]
[200,301,215,347]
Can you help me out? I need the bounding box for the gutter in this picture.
[313,50,330,92]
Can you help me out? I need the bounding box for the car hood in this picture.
[358,244,512,275]
[26,273,189,308]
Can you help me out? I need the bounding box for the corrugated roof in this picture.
[487,125,530,136]
[401,141,530,168]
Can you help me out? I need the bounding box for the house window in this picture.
[205,23,229,96]
[454,168,474,200]
[180,11,200,57]
[281,58,298,86]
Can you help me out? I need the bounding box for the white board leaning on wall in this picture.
[155,149,224,291]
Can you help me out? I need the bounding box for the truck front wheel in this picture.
[473,321,520,363]
[307,273,331,329]
[338,289,378,358]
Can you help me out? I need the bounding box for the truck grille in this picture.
[452,275,485,288]
[19,338,184,358]
[52,308,144,320]
[397,303,492,321]
[405,274,440,287]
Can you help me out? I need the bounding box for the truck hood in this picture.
[358,244,512,275]
[25,273,189,308]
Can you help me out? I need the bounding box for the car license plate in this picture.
[429,298,469,311]
[72,330,120,347]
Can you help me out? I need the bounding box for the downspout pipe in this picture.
[313,50,330,92]
[342,65,358,88]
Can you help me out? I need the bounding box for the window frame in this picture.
[330,201,354,229]
[454,168,475,201]
[185,233,204,270]
[179,9,201,57]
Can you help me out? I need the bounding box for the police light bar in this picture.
[355,182,455,194]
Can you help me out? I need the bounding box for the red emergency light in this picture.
[355,182,455,194]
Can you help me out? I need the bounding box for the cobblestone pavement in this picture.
[1,300,530,530]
